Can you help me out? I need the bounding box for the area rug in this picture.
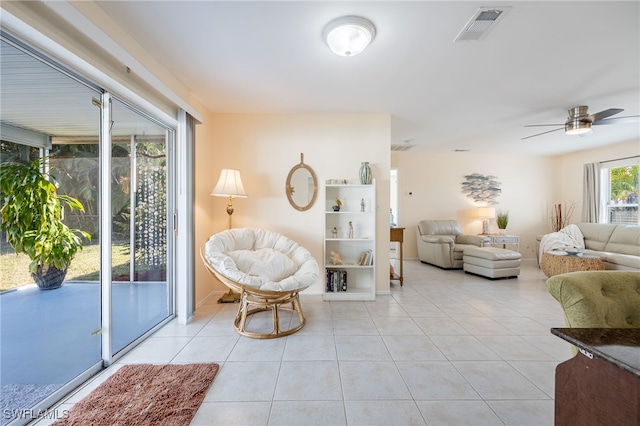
[53,363,219,426]
[1,383,62,426]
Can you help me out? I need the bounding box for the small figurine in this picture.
[348,221,354,239]
[361,198,365,212]
[332,227,338,238]
[332,198,343,212]
[329,251,343,265]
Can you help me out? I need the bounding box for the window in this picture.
[601,158,639,224]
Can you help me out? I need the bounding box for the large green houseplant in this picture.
[0,158,90,290]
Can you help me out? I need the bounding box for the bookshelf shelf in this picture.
[323,179,376,301]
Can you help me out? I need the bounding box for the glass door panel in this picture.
[110,99,171,355]
[0,35,102,424]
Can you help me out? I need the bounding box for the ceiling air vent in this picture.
[391,142,415,152]
[454,7,511,42]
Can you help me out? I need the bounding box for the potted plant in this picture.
[496,209,509,234]
[0,158,90,290]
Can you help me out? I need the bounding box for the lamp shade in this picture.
[211,169,247,198]
[477,207,496,219]
[323,16,376,57]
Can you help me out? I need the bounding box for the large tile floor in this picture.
[41,259,572,426]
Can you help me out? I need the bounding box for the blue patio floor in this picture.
[0,281,169,420]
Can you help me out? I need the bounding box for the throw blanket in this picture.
[538,224,585,265]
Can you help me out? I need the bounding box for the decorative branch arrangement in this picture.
[551,202,576,232]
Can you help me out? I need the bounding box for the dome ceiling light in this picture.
[323,16,376,57]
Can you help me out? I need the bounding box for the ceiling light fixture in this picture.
[565,120,592,135]
[565,106,592,135]
[323,16,376,57]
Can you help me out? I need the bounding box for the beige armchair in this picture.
[416,220,491,269]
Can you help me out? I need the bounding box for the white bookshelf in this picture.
[323,179,376,301]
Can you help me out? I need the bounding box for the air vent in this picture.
[391,143,415,152]
[454,7,511,42]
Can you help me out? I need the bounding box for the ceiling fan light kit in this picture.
[523,105,639,140]
[323,16,376,57]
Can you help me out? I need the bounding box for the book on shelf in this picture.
[325,269,347,292]
[357,250,374,266]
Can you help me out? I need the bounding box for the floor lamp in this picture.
[211,169,247,302]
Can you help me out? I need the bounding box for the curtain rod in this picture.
[601,155,639,164]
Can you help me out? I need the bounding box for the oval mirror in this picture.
[286,153,318,211]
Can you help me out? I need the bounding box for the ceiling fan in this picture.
[522,106,640,140]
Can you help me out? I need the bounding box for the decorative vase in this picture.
[359,162,372,185]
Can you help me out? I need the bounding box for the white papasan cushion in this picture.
[229,249,298,283]
[205,228,319,291]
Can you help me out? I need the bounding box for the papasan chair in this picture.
[201,228,319,339]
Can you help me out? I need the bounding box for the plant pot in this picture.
[32,266,68,290]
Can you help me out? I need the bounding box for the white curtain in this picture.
[581,162,600,223]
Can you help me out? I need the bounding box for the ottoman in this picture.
[463,246,521,279]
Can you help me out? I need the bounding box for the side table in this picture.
[390,227,404,286]
[486,234,519,251]
[541,251,605,277]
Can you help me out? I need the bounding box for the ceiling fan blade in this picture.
[588,108,623,122]
[521,127,564,140]
[592,115,640,126]
[524,124,565,127]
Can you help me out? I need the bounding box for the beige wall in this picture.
[392,139,639,260]
[392,152,557,259]
[195,113,391,303]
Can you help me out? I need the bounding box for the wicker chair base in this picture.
[234,289,306,339]
[201,249,307,339]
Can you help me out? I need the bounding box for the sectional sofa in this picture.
[537,223,640,271]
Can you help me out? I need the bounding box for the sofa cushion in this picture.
[604,253,640,270]
[464,246,522,261]
[418,220,462,236]
[577,222,617,251]
[604,225,640,256]
[422,235,455,245]
[456,234,491,247]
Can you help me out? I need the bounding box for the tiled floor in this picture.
[41,259,572,426]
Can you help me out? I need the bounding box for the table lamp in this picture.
[478,207,495,235]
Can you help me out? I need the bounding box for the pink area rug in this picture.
[53,363,219,426]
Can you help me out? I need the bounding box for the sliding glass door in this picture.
[0,33,175,424]
[0,37,103,424]
[109,99,173,356]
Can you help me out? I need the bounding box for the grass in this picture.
[0,243,132,292]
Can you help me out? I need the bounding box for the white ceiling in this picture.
[7,1,640,156]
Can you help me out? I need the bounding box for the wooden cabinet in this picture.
[323,180,376,301]
[390,227,404,286]
[551,328,640,425]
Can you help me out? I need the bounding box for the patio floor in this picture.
[0,281,169,422]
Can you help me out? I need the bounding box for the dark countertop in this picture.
[551,328,640,378]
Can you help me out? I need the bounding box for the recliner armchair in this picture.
[416,220,491,269]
